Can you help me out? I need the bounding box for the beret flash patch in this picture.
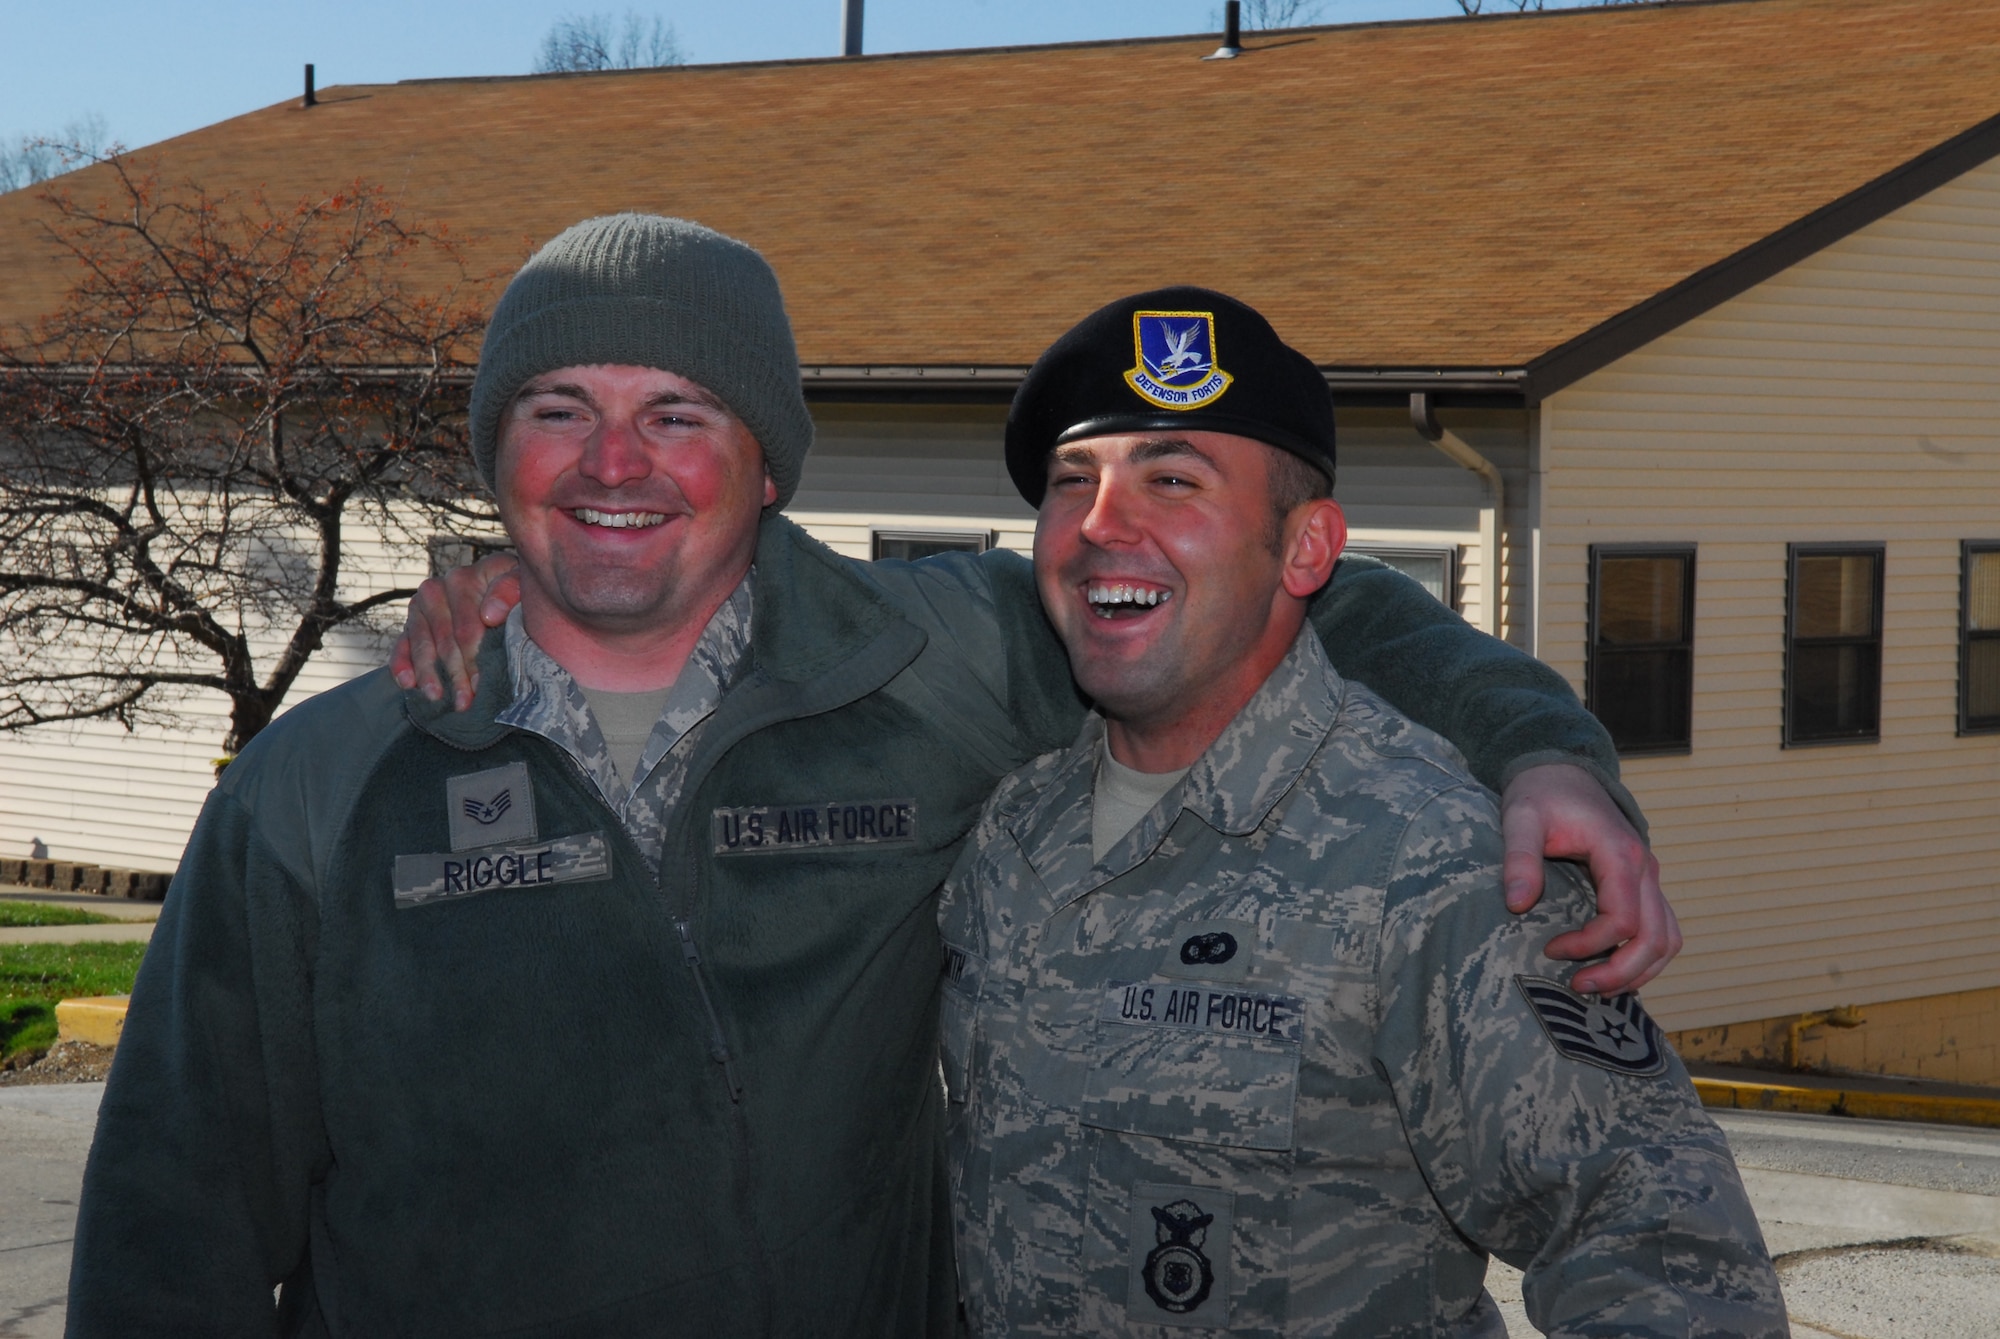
[1126,310,1234,410]
[1516,976,1669,1077]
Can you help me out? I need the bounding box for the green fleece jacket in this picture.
[67,515,1629,1339]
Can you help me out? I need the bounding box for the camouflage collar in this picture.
[1009,628,1344,892]
[1178,628,1342,838]
[496,574,755,811]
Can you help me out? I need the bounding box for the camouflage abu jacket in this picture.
[939,630,1785,1338]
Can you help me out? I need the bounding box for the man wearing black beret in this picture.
[942,287,1780,1336]
[130,211,1678,1336]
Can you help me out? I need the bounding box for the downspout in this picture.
[1412,392,1504,637]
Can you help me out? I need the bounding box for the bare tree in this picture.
[1239,0,1328,29]
[1213,1,1327,30]
[534,10,686,72]
[0,115,109,195]
[0,156,495,758]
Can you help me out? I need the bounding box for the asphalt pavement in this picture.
[5,1086,1999,1336]
[0,1085,101,1339]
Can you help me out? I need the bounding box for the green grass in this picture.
[0,941,148,1063]
[0,901,122,928]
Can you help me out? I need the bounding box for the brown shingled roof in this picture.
[1,0,1996,398]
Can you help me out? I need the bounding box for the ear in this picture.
[1280,497,1346,599]
[761,470,779,508]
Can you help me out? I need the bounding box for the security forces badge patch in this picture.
[1516,976,1669,1076]
[1126,310,1235,410]
[1128,1184,1233,1327]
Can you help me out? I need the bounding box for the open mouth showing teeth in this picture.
[1087,582,1172,619]
[571,507,667,530]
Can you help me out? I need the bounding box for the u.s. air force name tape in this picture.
[1100,981,1305,1046]
[711,798,916,855]
[1515,975,1668,1076]
[392,832,611,909]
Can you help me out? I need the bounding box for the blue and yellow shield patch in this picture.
[1126,310,1234,410]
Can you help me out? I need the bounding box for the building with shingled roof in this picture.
[2,0,1998,1080]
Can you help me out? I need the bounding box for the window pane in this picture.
[1790,643,1881,738]
[1794,554,1877,639]
[1968,637,2000,725]
[1597,556,1686,645]
[1592,647,1691,751]
[1968,551,2000,632]
[1370,552,1449,603]
[873,534,986,562]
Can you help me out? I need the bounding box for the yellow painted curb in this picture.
[54,995,129,1048]
[1695,1076,2000,1130]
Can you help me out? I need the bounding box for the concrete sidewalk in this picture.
[0,890,158,946]
[0,890,158,920]
[0,923,154,947]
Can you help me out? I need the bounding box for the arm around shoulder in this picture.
[1308,558,1631,817]
[1373,795,1783,1338]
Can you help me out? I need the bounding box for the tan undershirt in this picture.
[577,684,678,787]
[1091,739,1189,862]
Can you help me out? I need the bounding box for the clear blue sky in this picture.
[1,1,1597,153]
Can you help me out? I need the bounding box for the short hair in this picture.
[1265,448,1333,552]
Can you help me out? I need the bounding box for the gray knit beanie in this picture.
[469,214,813,507]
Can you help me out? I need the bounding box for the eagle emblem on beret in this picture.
[1127,310,1234,410]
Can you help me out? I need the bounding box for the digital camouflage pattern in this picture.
[939,629,1785,1337]
[499,573,753,873]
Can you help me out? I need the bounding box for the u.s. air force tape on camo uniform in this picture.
[937,628,1783,1336]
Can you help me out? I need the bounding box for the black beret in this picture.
[1004,286,1335,507]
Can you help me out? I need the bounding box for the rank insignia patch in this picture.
[1516,976,1668,1076]
[1127,1184,1232,1327]
[446,762,537,852]
[1126,310,1234,410]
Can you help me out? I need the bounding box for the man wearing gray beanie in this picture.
[72,213,1674,1337]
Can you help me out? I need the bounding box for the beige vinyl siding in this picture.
[1338,408,1531,640]
[1537,154,2000,1032]
[803,402,1506,621]
[0,518,449,873]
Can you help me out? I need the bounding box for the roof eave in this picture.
[1523,105,2000,405]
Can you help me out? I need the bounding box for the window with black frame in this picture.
[871,530,993,562]
[1586,546,1695,755]
[1785,544,1884,745]
[1961,542,2000,734]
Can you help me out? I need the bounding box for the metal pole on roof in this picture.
[1205,2,1244,60]
[842,0,864,56]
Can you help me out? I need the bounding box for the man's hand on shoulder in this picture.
[1499,763,1681,996]
[390,553,523,711]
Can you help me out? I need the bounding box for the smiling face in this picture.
[1033,431,1345,767]
[494,364,775,655]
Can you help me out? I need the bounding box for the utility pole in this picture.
[842,0,864,56]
